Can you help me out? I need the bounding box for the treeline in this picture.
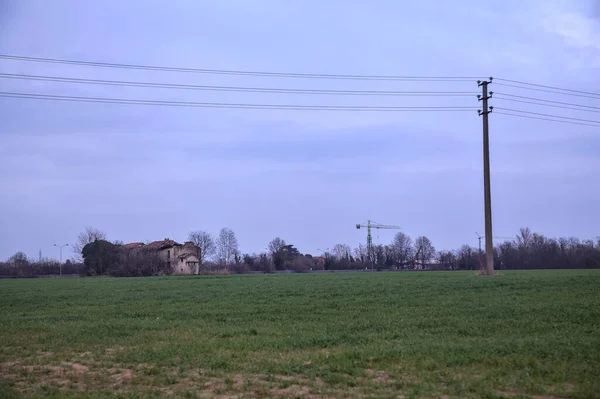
[190,227,600,272]
[494,229,600,270]
[0,252,84,278]
[2,227,599,278]
[323,228,600,271]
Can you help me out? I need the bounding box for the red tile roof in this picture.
[122,242,144,250]
[145,239,182,250]
[122,239,184,251]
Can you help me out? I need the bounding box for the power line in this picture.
[495,78,600,97]
[494,111,600,127]
[493,107,600,124]
[494,93,600,110]
[494,82,600,100]
[0,91,480,111]
[0,54,482,81]
[0,73,479,97]
[493,96,600,113]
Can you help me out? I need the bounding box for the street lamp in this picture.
[53,243,68,275]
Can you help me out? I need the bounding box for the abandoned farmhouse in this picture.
[123,239,200,275]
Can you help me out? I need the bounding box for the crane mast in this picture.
[355,220,401,264]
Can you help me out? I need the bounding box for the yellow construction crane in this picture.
[356,220,401,264]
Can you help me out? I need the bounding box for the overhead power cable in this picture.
[495,78,600,97]
[494,82,600,100]
[0,73,479,96]
[494,93,600,110]
[494,107,600,126]
[493,95,600,113]
[494,111,600,127]
[0,91,480,111]
[0,54,482,81]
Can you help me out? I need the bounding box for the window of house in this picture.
[167,250,170,259]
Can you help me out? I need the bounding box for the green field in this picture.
[1,271,599,398]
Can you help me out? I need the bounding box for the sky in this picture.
[0,0,599,261]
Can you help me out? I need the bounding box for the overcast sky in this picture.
[0,0,599,261]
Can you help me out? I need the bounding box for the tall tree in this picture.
[332,244,351,261]
[353,244,368,264]
[81,239,119,276]
[8,252,28,268]
[437,250,457,270]
[391,232,413,269]
[73,226,106,260]
[188,231,215,271]
[516,227,534,249]
[216,228,239,265]
[414,236,436,268]
[268,237,286,254]
[268,237,287,270]
[373,244,387,267]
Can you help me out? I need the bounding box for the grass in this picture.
[0,270,599,398]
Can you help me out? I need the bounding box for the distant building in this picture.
[122,239,200,275]
[312,256,326,268]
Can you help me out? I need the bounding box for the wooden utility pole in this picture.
[478,78,494,275]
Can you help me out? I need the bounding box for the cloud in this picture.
[538,2,600,68]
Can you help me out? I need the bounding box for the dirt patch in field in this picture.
[148,372,326,398]
[1,359,403,398]
[270,384,312,398]
[104,346,126,355]
[72,363,89,373]
[1,361,83,393]
[109,367,133,384]
[365,369,393,384]
[0,359,134,394]
[232,374,246,389]
[495,390,567,399]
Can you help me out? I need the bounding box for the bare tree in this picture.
[332,244,351,261]
[9,251,28,267]
[268,237,287,270]
[414,236,436,268]
[353,244,368,263]
[391,232,413,269]
[516,227,534,268]
[73,227,106,261]
[437,250,457,270]
[188,231,216,272]
[456,245,478,270]
[516,227,533,250]
[216,228,239,265]
[268,237,286,255]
